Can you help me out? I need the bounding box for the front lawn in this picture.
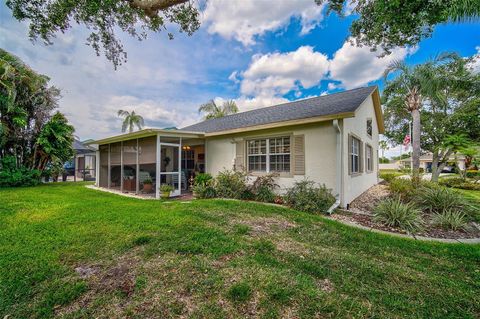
[1,183,479,318]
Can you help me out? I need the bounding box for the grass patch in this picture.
[0,183,479,318]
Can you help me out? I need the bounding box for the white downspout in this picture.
[328,119,343,214]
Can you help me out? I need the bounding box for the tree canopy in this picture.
[198,99,239,120]
[383,52,480,180]
[6,0,200,69]
[0,48,74,177]
[118,109,145,132]
[317,0,480,55]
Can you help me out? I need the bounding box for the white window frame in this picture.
[350,136,360,174]
[247,136,291,173]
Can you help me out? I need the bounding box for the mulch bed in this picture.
[332,184,480,240]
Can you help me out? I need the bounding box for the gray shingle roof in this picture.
[181,86,377,133]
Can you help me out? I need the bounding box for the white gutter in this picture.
[328,119,343,214]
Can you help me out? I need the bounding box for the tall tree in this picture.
[118,109,144,132]
[383,53,480,181]
[317,0,480,55]
[6,0,200,69]
[383,54,456,181]
[198,99,239,120]
[0,49,74,173]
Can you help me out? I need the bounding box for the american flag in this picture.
[403,134,411,150]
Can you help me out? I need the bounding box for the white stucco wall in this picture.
[342,95,380,206]
[205,122,338,192]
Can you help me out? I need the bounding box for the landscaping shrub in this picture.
[388,178,415,200]
[439,177,465,188]
[440,177,480,190]
[0,156,41,187]
[215,169,248,199]
[414,187,471,214]
[465,170,480,179]
[193,173,217,199]
[194,173,213,186]
[284,180,335,214]
[379,172,398,183]
[250,173,279,203]
[373,198,424,233]
[193,182,217,199]
[433,210,468,231]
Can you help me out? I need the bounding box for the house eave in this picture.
[87,128,205,145]
[203,112,356,137]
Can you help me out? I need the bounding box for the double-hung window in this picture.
[350,136,361,174]
[247,137,290,173]
[247,139,267,171]
[366,144,373,172]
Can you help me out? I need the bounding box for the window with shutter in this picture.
[349,135,362,175]
[293,135,305,175]
[235,140,245,170]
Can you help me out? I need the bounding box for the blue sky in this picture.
[1,0,479,158]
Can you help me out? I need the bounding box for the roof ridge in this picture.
[188,86,377,126]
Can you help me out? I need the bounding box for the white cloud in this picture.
[329,38,414,89]
[230,40,416,110]
[202,0,326,46]
[241,46,329,95]
[235,94,289,112]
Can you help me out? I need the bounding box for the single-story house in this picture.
[90,86,384,208]
[399,153,466,172]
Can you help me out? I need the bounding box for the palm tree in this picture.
[198,99,238,120]
[383,53,455,182]
[117,110,144,133]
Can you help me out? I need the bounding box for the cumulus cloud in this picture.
[239,46,329,98]
[202,0,326,45]
[231,40,416,110]
[329,39,414,89]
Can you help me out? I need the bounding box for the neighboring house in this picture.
[399,153,466,172]
[66,140,97,181]
[89,86,384,208]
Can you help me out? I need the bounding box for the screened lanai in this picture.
[92,129,205,198]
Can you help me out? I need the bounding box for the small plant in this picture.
[250,173,279,203]
[284,180,335,214]
[143,178,152,185]
[160,184,174,198]
[227,281,252,303]
[388,178,415,200]
[433,210,468,231]
[215,169,248,199]
[414,187,469,214]
[373,198,424,233]
[439,177,464,188]
[194,173,213,186]
[193,181,217,199]
[379,172,398,183]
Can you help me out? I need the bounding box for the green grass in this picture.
[0,183,479,318]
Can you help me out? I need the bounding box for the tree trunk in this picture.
[432,149,453,182]
[431,151,440,182]
[411,108,421,183]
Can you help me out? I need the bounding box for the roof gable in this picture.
[181,86,380,134]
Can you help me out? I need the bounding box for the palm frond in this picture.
[222,100,239,115]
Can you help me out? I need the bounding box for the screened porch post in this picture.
[178,137,182,194]
[120,141,124,192]
[95,150,100,186]
[155,134,161,199]
[107,144,111,189]
[136,139,139,195]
